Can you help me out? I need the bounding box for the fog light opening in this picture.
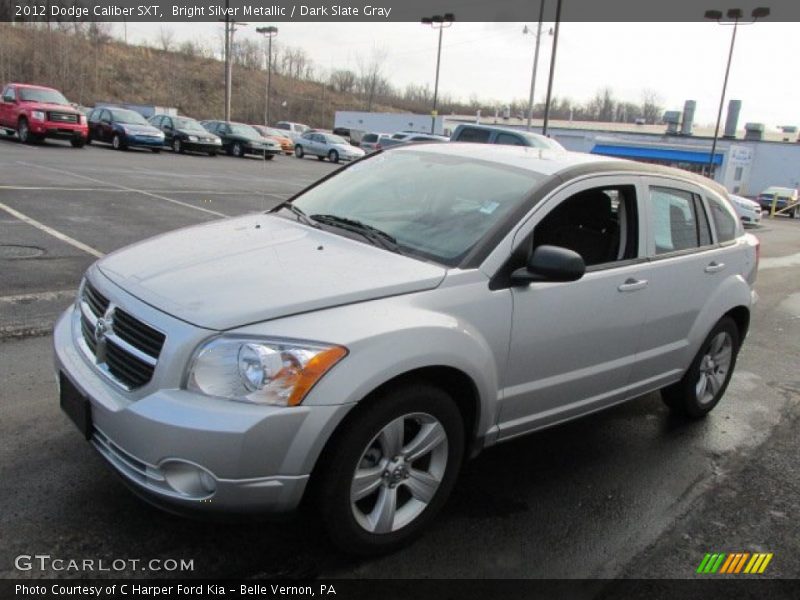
[161,461,217,498]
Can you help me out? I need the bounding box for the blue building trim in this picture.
[591,143,724,165]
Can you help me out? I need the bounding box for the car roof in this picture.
[392,142,729,193]
[9,83,58,91]
[762,186,796,194]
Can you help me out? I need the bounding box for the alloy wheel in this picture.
[695,331,733,405]
[350,412,448,534]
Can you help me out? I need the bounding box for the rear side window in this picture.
[707,195,738,243]
[362,134,377,143]
[649,187,705,255]
[495,132,525,146]
[456,127,491,143]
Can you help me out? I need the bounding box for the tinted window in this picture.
[693,196,713,246]
[362,134,377,143]
[456,127,491,143]
[275,123,289,130]
[649,187,702,254]
[707,195,738,243]
[495,133,525,146]
[149,115,163,127]
[1,86,14,102]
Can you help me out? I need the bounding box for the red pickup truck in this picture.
[0,83,88,147]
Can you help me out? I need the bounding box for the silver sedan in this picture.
[294,131,365,163]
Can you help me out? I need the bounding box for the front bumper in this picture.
[125,135,165,148]
[184,140,222,152]
[53,295,351,515]
[32,121,87,139]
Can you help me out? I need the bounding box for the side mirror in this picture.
[510,245,586,285]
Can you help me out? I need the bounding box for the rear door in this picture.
[0,85,14,127]
[628,177,732,392]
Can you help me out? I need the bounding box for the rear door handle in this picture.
[617,278,648,292]
[704,261,726,273]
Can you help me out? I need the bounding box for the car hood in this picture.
[119,123,161,135]
[22,101,77,113]
[178,128,214,138]
[97,214,446,330]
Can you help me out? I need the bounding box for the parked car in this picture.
[294,131,365,163]
[86,107,164,152]
[149,114,222,156]
[0,83,88,147]
[202,120,281,159]
[359,132,392,153]
[756,186,799,217]
[450,123,565,151]
[56,144,757,555]
[274,120,311,142]
[251,125,295,155]
[379,132,449,149]
[728,194,762,226]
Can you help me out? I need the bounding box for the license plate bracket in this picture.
[59,372,92,440]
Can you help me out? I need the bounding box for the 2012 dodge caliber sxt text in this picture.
[55,144,758,554]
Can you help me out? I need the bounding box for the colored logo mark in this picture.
[697,552,773,574]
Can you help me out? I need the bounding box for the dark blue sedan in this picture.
[86,107,165,152]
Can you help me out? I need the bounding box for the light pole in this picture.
[256,26,278,127]
[523,0,549,131]
[541,0,562,137]
[704,6,769,178]
[421,13,455,134]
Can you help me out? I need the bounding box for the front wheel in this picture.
[662,317,740,418]
[173,138,184,154]
[70,138,85,148]
[233,142,245,158]
[316,382,464,555]
[112,134,126,150]
[294,145,304,158]
[18,119,32,144]
[328,149,339,163]
[151,148,161,154]
[265,154,275,161]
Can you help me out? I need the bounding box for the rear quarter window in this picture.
[455,127,491,143]
[707,195,738,243]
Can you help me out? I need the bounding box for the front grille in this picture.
[79,281,165,390]
[48,111,79,124]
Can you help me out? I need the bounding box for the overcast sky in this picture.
[123,22,798,130]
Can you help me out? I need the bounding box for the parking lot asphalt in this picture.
[1,137,799,581]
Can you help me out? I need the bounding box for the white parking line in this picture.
[16,161,227,218]
[0,289,76,304]
[0,201,104,258]
[0,186,123,192]
[0,185,291,197]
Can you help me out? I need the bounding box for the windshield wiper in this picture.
[276,202,319,228]
[310,214,400,252]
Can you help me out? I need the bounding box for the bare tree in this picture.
[641,89,663,124]
[157,27,175,52]
[357,46,388,111]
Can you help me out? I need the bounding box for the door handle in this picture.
[617,278,648,292]
[704,261,726,273]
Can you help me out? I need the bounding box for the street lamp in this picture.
[421,13,455,134]
[256,26,279,127]
[541,0,562,137]
[522,0,551,131]
[704,6,770,178]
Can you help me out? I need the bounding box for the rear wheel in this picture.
[151,148,161,154]
[173,138,184,154]
[207,151,217,157]
[265,154,275,161]
[316,382,464,555]
[662,317,740,418]
[294,145,304,158]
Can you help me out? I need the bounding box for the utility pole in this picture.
[256,26,279,127]
[223,0,230,122]
[524,0,547,131]
[541,0,562,137]
[421,13,455,135]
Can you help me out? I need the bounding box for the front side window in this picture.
[1,86,14,102]
[495,133,524,146]
[533,185,638,267]
[287,149,542,266]
[707,195,738,243]
[649,186,705,255]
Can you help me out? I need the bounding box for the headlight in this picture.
[187,135,198,142]
[31,110,46,121]
[79,115,87,125]
[214,138,222,144]
[186,338,347,406]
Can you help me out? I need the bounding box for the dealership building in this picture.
[447,100,800,198]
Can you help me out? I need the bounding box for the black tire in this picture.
[207,151,217,157]
[317,155,325,161]
[18,118,31,144]
[151,148,161,154]
[173,138,184,154]
[265,154,275,161]
[85,134,93,145]
[3,129,14,137]
[225,145,234,156]
[315,382,464,555]
[233,142,245,158]
[294,145,304,158]
[328,149,340,163]
[112,134,126,151]
[662,317,740,419]
[70,138,85,148]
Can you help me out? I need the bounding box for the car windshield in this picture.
[110,109,148,125]
[324,134,348,145]
[175,118,206,132]
[18,88,70,105]
[229,123,260,138]
[264,127,285,137]
[288,149,541,266]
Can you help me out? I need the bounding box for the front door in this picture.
[498,177,651,439]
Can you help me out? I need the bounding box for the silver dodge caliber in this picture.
[55,144,758,554]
